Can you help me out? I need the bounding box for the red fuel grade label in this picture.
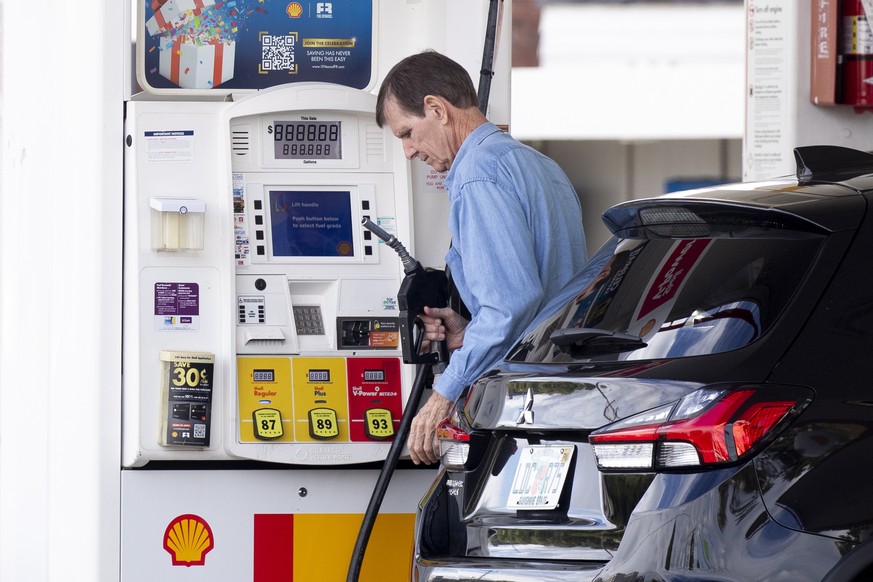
[346,358,402,441]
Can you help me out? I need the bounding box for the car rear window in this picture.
[506,233,823,364]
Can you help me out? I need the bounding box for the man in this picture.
[376,50,588,464]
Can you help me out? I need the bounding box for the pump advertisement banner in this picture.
[138,0,374,93]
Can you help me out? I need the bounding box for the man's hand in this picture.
[419,306,468,352]
[407,391,454,465]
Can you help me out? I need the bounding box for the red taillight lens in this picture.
[437,418,471,470]
[590,386,806,471]
[731,401,796,456]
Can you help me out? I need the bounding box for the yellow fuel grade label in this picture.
[238,357,293,443]
[292,357,349,442]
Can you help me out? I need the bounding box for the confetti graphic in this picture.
[139,0,374,92]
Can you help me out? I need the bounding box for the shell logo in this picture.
[286,2,303,18]
[163,514,215,567]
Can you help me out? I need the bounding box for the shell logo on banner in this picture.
[286,2,303,18]
[163,514,215,567]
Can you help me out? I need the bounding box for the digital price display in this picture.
[308,369,330,383]
[253,369,275,383]
[272,120,342,160]
[363,369,385,382]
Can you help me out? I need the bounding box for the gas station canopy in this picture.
[510,3,745,141]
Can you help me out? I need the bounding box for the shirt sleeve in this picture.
[433,176,547,402]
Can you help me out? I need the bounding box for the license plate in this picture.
[507,445,574,510]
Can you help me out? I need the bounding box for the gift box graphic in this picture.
[159,38,236,89]
[146,0,215,36]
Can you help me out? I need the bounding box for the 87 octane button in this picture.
[252,408,284,440]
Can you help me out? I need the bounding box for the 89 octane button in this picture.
[308,407,339,439]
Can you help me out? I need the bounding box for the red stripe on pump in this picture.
[254,514,294,582]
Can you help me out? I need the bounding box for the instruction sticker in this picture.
[155,282,201,331]
[144,130,194,163]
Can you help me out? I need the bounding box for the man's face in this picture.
[382,95,454,173]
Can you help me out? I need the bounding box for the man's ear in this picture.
[423,95,449,123]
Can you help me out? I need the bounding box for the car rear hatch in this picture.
[412,371,705,582]
[444,371,701,556]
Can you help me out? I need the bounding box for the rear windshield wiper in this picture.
[549,327,647,357]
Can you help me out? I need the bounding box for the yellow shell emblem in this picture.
[286,2,303,18]
[163,514,215,567]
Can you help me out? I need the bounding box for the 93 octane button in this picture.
[364,408,394,440]
[507,445,574,510]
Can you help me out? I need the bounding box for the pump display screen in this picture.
[269,190,355,257]
[272,121,342,160]
[364,369,385,382]
[253,369,275,382]
[309,369,331,382]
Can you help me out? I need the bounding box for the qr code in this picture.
[261,35,297,72]
[193,424,207,439]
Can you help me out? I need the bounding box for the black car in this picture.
[413,145,873,581]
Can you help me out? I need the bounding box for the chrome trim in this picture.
[415,557,605,582]
[515,387,534,425]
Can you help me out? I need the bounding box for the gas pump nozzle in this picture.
[361,218,449,364]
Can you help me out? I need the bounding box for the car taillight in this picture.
[437,418,470,470]
[589,386,807,471]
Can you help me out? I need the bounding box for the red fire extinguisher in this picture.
[840,0,873,109]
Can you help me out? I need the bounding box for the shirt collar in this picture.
[445,121,502,189]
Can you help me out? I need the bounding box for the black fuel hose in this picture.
[346,361,432,582]
[477,0,501,115]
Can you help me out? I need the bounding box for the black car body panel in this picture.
[412,146,873,582]
[755,194,873,543]
[595,464,848,581]
[465,375,700,431]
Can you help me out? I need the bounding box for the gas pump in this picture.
[125,82,422,464]
[120,1,511,580]
[122,82,433,580]
[227,83,417,463]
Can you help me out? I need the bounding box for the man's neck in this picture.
[450,108,489,150]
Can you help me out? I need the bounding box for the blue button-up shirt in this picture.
[435,122,588,401]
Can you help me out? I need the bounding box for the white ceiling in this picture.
[511,3,746,141]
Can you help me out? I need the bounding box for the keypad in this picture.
[293,305,325,335]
